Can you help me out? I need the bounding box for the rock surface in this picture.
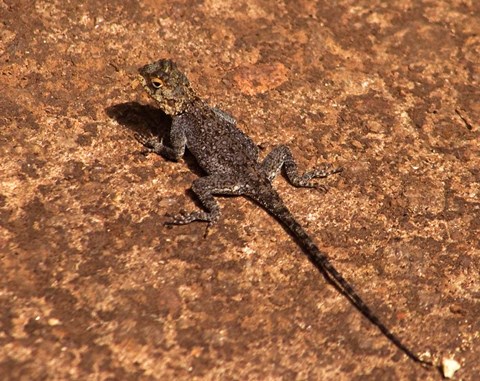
[1,0,479,380]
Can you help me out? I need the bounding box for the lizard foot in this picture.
[164,210,217,225]
[134,133,164,154]
[293,165,343,189]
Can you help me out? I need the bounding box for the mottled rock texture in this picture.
[1,0,479,380]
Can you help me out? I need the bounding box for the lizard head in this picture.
[138,59,194,116]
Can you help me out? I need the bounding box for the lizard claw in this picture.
[164,210,187,225]
[164,210,205,225]
[307,164,343,179]
[134,132,152,147]
[289,164,342,190]
[203,221,215,239]
[134,133,164,154]
[314,184,329,193]
[330,166,343,175]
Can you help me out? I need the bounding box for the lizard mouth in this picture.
[136,74,149,91]
[131,76,141,89]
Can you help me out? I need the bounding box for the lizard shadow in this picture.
[105,102,206,178]
[106,102,169,137]
[105,102,211,209]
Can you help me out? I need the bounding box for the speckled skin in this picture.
[137,59,434,368]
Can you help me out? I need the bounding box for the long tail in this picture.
[249,188,433,366]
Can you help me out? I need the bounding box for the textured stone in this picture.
[1,0,479,380]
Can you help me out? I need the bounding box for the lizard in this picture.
[135,58,433,367]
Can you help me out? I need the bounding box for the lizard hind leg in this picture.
[165,175,243,226]
[261,145,342,189]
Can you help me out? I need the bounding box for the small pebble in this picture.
[442,358,461,379]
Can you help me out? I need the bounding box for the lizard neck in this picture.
[187,96,207,110]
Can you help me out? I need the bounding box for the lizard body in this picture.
[136,59,432,366]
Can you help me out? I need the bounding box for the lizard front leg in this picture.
[166,175,243,225]
[261,145,342,189]
[135,115,187,161]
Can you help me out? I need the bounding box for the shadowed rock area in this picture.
[1,1,479,380]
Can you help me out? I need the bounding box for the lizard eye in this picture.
[151,77,163,89]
